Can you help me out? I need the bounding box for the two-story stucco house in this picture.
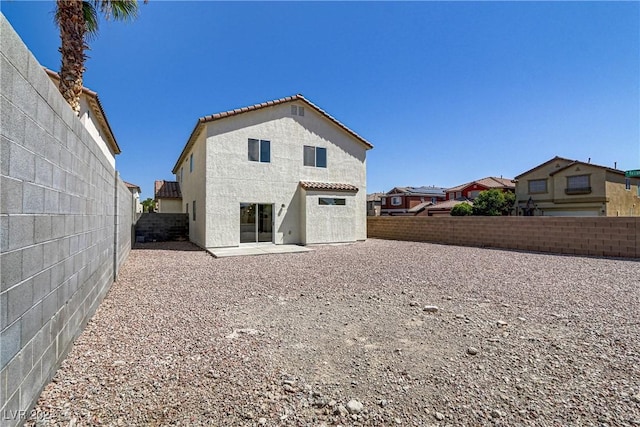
[172,94,372,248]
[514,156,640,216]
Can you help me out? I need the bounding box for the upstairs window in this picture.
[291,105,305,116]
[528,179,547,194]
[625,178,631,191]
[248,139,270,163]
[566,175,591,194]
[391,196,402,206]
[303,145,326,168]
[189,154,194,172]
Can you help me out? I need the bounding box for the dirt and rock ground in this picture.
[27,239,640,426]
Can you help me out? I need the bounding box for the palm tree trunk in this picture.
[57,0,86,115]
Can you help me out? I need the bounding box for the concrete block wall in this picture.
[1,15,135,426]
[135,213,189,243]
[367,216,639,259]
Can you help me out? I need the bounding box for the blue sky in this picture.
[2,1,639,199]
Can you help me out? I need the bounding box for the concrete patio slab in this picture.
[207,244,313,258]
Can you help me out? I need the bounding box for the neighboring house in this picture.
[367,192,384,216]
[514,156,640,216]
[154,180,183,213]
[446,176,515,201]
[45,69,120,168]
[423,199,473,216]
[124,181,143,213]
[171,94,372,248]
[380,186,446,215]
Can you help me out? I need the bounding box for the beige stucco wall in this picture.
[158,198,183,213]
[302,190,358,244]
[606,172,640,216]
[515,158,572,205]
[516,160,639,216]
[78,97,116,168]
[202,102,368,248]
[177,131,208,247]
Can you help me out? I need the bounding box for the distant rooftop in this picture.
[154,180,182,199]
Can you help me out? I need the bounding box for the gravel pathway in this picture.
[27,239,640,426]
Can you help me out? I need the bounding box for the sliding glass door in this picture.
[240,203,273,243]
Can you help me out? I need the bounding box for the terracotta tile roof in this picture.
[44,69,121,155]
[299,181,359,192]
[367,192,385,202]
[123,181,141,193]
[407,201,433,213]
[426,199,473,210]
[172,94,373,174]
[154,180,182,199]
[446,177,514,192]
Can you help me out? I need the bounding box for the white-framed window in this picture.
[291,105,305,116]
[303,145,327,168]
[391,196,402,206]
[528,179,547,194]
[381,197,387,205]
[248,138,271,163]
[456,191,462,199]
[319,198,345,206]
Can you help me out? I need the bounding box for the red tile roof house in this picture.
[171,94,372,248]
[380,186,447,216]
[154,180,183,213]
[422,177,514,216]
[445,177,515,201]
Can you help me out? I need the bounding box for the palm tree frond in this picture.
[83,1,99,39]
[93,0,139,22]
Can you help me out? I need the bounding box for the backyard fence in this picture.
[1,17,136,426]
[367,216,639,259]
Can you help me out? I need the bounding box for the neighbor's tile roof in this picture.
[426,199,473,210]
[367,192,385,202]
[407,201,433,213]
[299,181,359,192]
[548,160,626,177]
[123,181,141,193]
[386,186,446,196]
[446,177,514,192]
[172,94,373,174]
[154,180,182,199]
[45,68,121,155]
[514,156,575,179]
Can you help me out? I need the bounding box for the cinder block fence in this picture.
[135,213,189,243]
[367,216,639,259]
[1,16,136,426]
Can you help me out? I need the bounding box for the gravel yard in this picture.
[28,239,640,426]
